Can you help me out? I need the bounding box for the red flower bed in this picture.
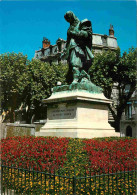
[1,136,69,172]
[1,136,137,174]
[83,138,137,173]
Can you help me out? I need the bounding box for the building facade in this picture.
[34,25,118,63]
[120,89,137,138]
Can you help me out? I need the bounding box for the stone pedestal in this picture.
[35,90,119,138]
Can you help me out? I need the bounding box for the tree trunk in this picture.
[108,103,123,132]
[113,116,121,132]
[9,109,15,123]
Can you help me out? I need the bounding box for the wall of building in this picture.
[120,90,137,138]
[120,121,137,138]
[34,30,118,63]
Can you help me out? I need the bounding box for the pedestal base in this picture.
[36,129,119,139]
[35,90,120,138]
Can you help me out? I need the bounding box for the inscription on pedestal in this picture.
[48,107,76,120]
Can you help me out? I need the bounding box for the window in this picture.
[125,102,132,119]
[101,35,107,47]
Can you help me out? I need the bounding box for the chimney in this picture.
[109,24,114,37]
[42,37,50,49]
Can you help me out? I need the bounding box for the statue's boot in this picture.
[72,67,80,84]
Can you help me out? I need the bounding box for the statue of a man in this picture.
[64,11,94,84]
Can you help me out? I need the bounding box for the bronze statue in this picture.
[64,11,94,84]
[53,11,102,93]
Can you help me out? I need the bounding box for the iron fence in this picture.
[1,163,137,195]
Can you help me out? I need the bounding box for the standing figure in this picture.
[64,11,94,84]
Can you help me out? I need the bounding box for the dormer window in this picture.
[102,35,107,47]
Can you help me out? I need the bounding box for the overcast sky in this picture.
[0,0,136,59]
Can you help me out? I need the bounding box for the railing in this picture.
[1,163,137,195]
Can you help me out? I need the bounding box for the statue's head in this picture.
[64,11,79,24]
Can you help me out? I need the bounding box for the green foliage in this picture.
[119,47,136,84]
[0,52,28,122]
[0,52,28,96]
[26,60,68,122]
[89,47,136,131]
[90,47,136,98]
[89,48,121,97]
[26,60,68,121]
[27,60,68,103]
[0,52,68,123]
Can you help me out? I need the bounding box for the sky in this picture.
[0,0,136,60]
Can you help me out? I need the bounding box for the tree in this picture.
[0,52,68,123]
[25,60,68,123]
[0,52,29,122]
[89,47,136,131]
